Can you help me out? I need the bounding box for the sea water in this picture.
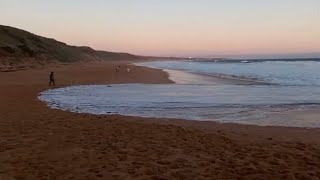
[39,59,320,127]
[141,60,320,86]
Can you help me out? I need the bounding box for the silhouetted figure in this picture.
[116,66,120,72]
[49,72,55,86]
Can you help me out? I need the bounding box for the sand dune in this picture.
[0,25,139,72]
[1,61,320,179]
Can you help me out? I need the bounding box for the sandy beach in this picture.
[1,61,320,179]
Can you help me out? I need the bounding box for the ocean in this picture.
[39,59,320,127]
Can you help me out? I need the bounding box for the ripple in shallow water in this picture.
[39,84,320,128]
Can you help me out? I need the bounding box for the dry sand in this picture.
[1,61,320,179]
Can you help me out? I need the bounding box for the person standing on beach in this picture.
[116,65,120,72]
[49,72,55,86]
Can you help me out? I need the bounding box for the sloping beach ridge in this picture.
[1,26,320,179]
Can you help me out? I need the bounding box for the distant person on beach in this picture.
[49,72,55,86]
[116,66,120,72]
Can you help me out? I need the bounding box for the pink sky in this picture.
[1,0,320,58]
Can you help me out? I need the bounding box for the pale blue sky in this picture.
[1,0,320,58]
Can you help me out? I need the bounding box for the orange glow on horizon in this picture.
[2,0,320,58]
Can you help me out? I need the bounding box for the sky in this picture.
[1,0,320,58]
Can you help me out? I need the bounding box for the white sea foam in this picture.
[39,84,320,128]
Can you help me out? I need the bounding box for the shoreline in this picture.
[136,61,270,85]
[164,69,269,85]
[1,60,320,179]
[39,83,320,128]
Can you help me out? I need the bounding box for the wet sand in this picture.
[1,61,320,179]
